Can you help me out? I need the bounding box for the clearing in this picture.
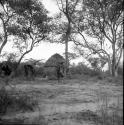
[0,77,123,125]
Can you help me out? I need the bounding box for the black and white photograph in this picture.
[0,0,123,124]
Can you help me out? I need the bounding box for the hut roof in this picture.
[44,53,65,67]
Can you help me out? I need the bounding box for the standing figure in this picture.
[56,62,64,83]
[24,64,35,80]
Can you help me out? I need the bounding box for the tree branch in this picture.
[70,0,79,15]
[56,0,64,13]
[116,46,123,68]
[73,31,110,61]
[0,16,8,54]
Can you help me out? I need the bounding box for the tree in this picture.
[0,0,50,78]
[50,0,80,77]
[63,52,79,65]
[5,0,50,71]
[0,0,17,54]
[72,0,123,76]
[88,57,106,71]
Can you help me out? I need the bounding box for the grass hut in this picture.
[44,53,65,79]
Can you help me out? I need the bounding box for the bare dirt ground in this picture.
[1,77,123,125]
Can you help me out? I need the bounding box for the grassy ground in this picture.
[0,75,123,125]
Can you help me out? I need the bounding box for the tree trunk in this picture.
[65,22,71,78]
[9,49,33,78]
[65,42,68,75]
[112,43,118,77]
[107,58,112,75]
[65,33,69,78]
[0,22,7,55]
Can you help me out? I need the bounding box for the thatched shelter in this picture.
[45,53,65,67]
[44,53,65,79]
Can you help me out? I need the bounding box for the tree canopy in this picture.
[0,0,51,65]
[71,0,123,76]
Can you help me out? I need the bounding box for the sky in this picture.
[42,0,58,16]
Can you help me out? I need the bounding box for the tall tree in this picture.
[0,0,50,77]
[51,0,80,77]
[72,0,123,76]
[7,0,50,72]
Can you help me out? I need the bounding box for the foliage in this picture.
[88,57,106,70]
[117,66,123,76]
[8,0,50,38]
[70,62,102,78]
[49,0,81,43]
[0,60,18,77]
[1,52,19,62]
[44,67,57,80]
[74,90,123,125]
[0,0,15,54]
[96,91,123,125]
[35,66,46,77]
[0,0,51,71]
[0,86,38,115]
[0,60,45,78]
[72,0,123,76]
[63,52,79,62]
[75,105,123,125]
[0,87,10,114]
[8,0,50,65]
[48,0,81,77]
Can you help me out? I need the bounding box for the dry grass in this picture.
[0,86,38,115]
[0,75,123,125]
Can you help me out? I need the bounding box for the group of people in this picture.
[0,62,65,82]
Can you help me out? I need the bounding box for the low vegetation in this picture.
[74,93,123,125]
[0,86,38,115]
[0,74,122,125]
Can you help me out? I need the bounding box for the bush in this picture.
[14,93,38,112]
[44,67,57,80]
[70,63,103,79]
[75,94,123,125]
[48,75,57,80]
[89,69,102,77]
[118,66,123,76]
[35,66,46,77]
[70,63,92,75]
[96,91,123,125]
[0,87,38,115]
[0,87,11,114]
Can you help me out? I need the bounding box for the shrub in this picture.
[0,87,11,114]
[35,67,44,77]
[14,93,38,112]
[0,87,38,115]
[75,94,123,125]
[70,63,92,75]
[70,63,104,79]
[89,69,102,77]
[96,92,123,125]
[48,75,57,80]
[117,66,123,76]
[44,67,57,80]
